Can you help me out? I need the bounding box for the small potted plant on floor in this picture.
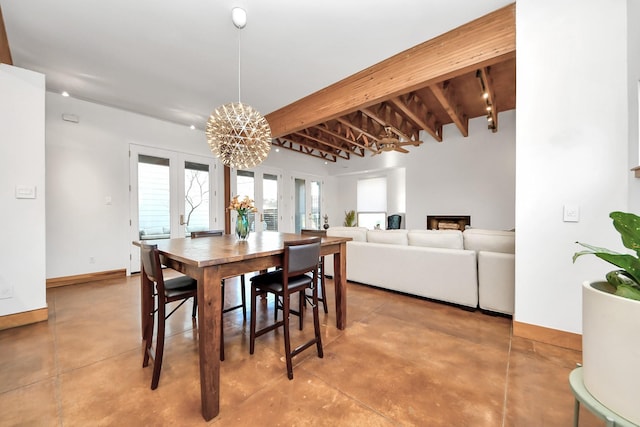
[573,211,640,424]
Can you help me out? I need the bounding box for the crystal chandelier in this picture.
[206,7,271,169]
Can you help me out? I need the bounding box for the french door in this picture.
[129,145,218,272]
[293,175,322,233]
[235,167,281,232]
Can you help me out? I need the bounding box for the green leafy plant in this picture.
[573,211,640,301]
[343,210,356,227]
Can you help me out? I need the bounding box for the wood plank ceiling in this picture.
[265,4,516,162]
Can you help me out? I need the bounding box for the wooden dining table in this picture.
[134,231,350,421]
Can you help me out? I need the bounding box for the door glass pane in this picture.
[184,161,210,236]
[138,154,170,240]
[294,178,306,233]
[263,173,278,231]
[310,180,321,230]
[237,170,256,231]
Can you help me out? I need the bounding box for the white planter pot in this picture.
[582,280,640,425]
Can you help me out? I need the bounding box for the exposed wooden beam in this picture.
[265,4,515,137]
[388,95,443,142]
[293,130,358,157]
[312,125,366,156]
[0,6,13,65]
[430,81,469,137]
[272,138,337,161]
[275,136,346,161]
[478,67,498,132]
[335,117,379,151]
[361,107,413,142]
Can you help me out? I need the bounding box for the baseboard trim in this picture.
[46,268,126,288]
[0,307,48,331]
[513,320,582,352]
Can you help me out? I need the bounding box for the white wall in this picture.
[45,94,332,278]
[627,0,640,213]
[325,110,516,231]
[516,0,629,334]
[46,94,220,278]
[0,65,47,316]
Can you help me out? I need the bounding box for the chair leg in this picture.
[249,285,258,355]
[142,304,155,368]
[240,275,247,320]
[298,290,304,331]
[283,293,294,380]
[312,282,324,358]
[192,295,198,318]
[319,258,328,314]
[151,302,166,390]
[220,307,225,362]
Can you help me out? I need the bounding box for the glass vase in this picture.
[236,211,250,241]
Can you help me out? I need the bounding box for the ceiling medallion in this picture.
[206,7,271,169]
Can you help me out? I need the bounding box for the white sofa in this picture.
[324,227,515,315]
[463,228,515,315]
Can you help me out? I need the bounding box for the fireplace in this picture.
[427,215,471,231]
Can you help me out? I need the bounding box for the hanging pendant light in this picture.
[206,7,271,169]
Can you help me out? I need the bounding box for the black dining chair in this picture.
[249,237,324,380]
[140,243,198,390]
[300,229,328,314]
[190,229,246,361]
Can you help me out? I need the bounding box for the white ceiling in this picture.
[1,0,513,129]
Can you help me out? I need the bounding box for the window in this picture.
[236,170,256,231]
[357,177,387,229]
[263,173,278,231]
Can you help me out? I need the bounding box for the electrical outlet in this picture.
[89,256,95,264]
[0,284,13,299]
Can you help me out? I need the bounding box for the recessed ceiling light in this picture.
[275,148,279,153]
[61,91,69,97]
[190,125,195,130]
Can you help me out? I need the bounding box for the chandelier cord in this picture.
[237,30,242,104]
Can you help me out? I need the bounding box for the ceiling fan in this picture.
[372,127,423,156]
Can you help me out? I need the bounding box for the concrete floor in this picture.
[0,273,601,426]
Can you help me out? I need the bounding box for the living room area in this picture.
[2,1,640,425]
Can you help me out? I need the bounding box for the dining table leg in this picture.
[333,241,347,330]
[196,264,223,421]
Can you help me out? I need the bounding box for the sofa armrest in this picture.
[478,251,515,315]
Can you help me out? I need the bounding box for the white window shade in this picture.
[357,177,387,212]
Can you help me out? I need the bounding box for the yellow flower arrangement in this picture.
[227,195,258,214]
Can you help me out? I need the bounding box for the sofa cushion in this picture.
[366,230,408,245]
[408,230,463,249]
[326,226,368,242]
[463,228,515,254]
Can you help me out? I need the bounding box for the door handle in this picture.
[180,214,186,225]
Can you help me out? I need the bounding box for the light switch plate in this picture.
[564,204,580,222]
[15,185,36,199]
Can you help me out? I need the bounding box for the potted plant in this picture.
[573,211,640,424]
[343,210,356,227]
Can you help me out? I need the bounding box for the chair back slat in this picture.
[191,229,224,238]
[285,237,321,276]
